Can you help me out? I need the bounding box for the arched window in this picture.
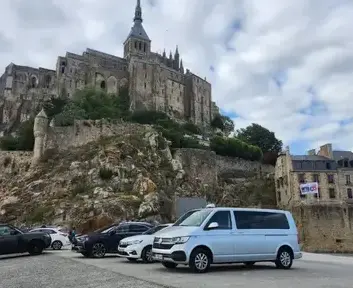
[135,41,137,49]
[100,81,106,89]
[45,75,51,88]
[139,42,142,50]
[31,76,37,88]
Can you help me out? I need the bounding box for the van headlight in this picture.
[172,236,190,244]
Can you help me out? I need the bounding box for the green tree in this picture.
[43,96,68,119]
[236,123,282,163]
[211,114,234,136]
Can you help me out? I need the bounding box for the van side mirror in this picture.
[206,222,219,230]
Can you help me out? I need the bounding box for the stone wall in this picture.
[45,120,148,150]
[292,204,353,252]
[0,151,32,178]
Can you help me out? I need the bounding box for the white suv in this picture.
[152,207,302,273]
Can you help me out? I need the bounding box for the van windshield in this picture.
[175,209,212,227]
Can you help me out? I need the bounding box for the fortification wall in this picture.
[45,120,148,150]
[292,204,353,252]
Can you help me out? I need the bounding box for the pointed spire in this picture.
[134,0,143,23]
[163,49,166,58]
[180,59,184,73]
[169,51,173,59]
[175,45,179,56]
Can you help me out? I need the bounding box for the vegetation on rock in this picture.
[235,123,283,165]
[211,114,235,136]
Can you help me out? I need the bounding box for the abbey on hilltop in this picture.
[0,0,219,131]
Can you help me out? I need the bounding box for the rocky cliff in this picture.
[0,124,275,232]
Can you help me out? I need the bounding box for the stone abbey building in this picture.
[0,0,219,132]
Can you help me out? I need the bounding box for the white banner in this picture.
[300,182,319,195]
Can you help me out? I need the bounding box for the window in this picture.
[116,225,128,233]
[143,225,168,235]
[100,81,106,89]
[175,209,212,227]
[346,175,351,185]
[314,188,321,198]
[0,225,17,236]
[139,42,142,50]
[327,174,334,184]
[129,224,150,233]
[135,41,137,49]
[205,211,232,230]
[344,161,349,167]
[31,76,37,88]
[277,191,281,202]
[312,174,319,183]
[144,83,146,88]
[234,211,290,230]
[45,75,51,88]
[329,188,336,199]
[326,162,331,169]
[347,188,353,199]
[298,174,305,183]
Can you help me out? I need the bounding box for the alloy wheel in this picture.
[280,251,291,267]
[92,243,106,258]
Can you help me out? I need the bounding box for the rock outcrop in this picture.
[0,125,275,232]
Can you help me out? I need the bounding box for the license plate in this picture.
[154,254,163,261]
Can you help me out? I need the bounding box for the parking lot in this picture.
[1,250,353,288]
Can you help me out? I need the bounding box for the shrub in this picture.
[0,136,19,151]
[130,110,170,125]
[182,122,201,135]
[99,167,113,180]
[210,136,262,161]
[0,119,34,151]
[180,137,208,150]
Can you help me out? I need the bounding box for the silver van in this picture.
[152,207,302,273]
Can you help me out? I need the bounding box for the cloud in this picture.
[0,0,352,153]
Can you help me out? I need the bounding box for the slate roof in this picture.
[333,151,353,161]
[125,21,150,42]
[291,155,331,161]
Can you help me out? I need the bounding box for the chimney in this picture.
[307,149,316,156]
[318,143,333,159]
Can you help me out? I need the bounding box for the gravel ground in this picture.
[0,253,168,288]
[2,251,353,288]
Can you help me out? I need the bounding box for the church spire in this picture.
[134,0,142,23]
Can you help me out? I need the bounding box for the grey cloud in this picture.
[0,33,12,53]
[12,0,70,30]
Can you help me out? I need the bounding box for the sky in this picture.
[1,0,353,155]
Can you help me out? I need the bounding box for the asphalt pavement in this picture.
[1,250,353,288]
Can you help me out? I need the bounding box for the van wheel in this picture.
[275,247,293,269]
[244,261,255,267]
[162,262,178,269]
[189,248,211,273]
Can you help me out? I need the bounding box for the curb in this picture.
[301,252,353,265]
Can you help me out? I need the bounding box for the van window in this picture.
[234,211,290,230]
[175,209,212,227]
[205,211,232,230]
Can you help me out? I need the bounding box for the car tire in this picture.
[162,262,178,269]
[275,247,293,269]
[128,258,137,262]
[28,240,44,256]
[91,242,106,258]
[189,248,211,273]
[51,240,63,250]
[244,261,256,268]
[141,245,153,263]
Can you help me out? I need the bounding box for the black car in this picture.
[0,223,52,256]
[72,221,154,258]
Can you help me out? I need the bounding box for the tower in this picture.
[32,109,48,166]
[123,0,151,59]
[174,46,180,70]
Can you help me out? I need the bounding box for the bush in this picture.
[180,137,208,150]
[0,119,34,151]
[210,136,262,161]
[182,122,201,135]
[130,110,170,125]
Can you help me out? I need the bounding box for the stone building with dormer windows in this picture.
[275,144,353,207]
[0,0,219,134]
